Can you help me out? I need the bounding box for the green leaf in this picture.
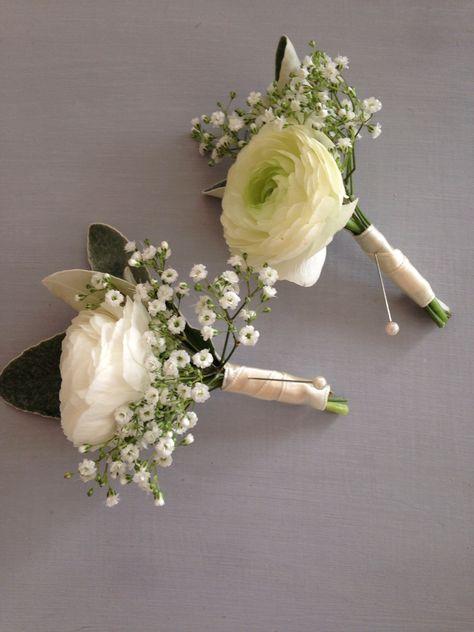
[275,34,300,88]
[183,324,218,364]
[87,223,150,283]
[0,334,64,419]
[42,269,135,311]
[202,179,227,199]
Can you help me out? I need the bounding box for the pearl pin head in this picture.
[385,321,400,336]
[313,376,327,389]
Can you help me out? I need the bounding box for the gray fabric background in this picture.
[1,2,473,631]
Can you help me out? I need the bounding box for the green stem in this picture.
[344,205,451,327]
[325,398,349,416]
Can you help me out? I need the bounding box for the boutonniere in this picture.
[191,36,451,332]
[0,224,347,507]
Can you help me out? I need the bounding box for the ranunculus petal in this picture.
[276,247,327,287]
[59,297,150,447]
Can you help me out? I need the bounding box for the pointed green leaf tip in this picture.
[275,35,288,81]
[0,334,65,419]
[87,223,150,284]
[274,34,300,88]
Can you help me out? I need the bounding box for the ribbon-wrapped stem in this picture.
[344,208,451,327]
[221,363,348,415]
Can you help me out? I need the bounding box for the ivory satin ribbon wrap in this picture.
[354,225,435,307]
[222,363,330,411]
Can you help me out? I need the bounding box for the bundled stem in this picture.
[344,151,450,327]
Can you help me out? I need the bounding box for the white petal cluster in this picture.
[60,297,151,447]
[222,123,356,286]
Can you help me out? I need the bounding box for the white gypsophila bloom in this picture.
[141,245,157,261]
[170,349,190,368]
[159,387,169,405]
[133,468,151,491]
[60,297,151,447]
[302,55,313,68]
[162,268,178,284]
[198,309,217,326]
[184,411,198,428]
[145,387,160,404]
[121,444,140,464]
[371,123,382,139]
[177,414,191,429]
[177,383,192,399]
[90,272,106,290]
[192,349,213,369]
[167,315,186,334]
[194,296,211,313]
[337,137,352,150]
[114,405,133,427]
[227,254,244,268]
[109,461,127,480]
[258,266,278,286]
[183,433,194,445]
[158,284,174,302]
[239,309,256,321]
[155,436,174,457]
[216,135,230,148]
[144,424,162,445]
[190,264,208,281]
[191,117,200,127]
[135,282,152,301]
[155,337,167,353]
[144,355,161,372]
[143,330,157,347]
[363,97,382,114]
[78,459,97,482]
[175,418,188,434]
[106,493,120,507]
[104,289,124,307]
[322,61,339,82]
[219,290,240,310]
[238,325,260,346]
[157,454,173,467]
[163,358,179,378]
[290,99,302,112]
[221,270,239,285]
[210,111,225,127]
[200,325,217,341]
[124,241,137,253]
[128,251,142,267]
[176,282,190,296]
[221,123,356,287]
[191,383,210,403]
[147,299,166,316]
[262,286,277,299]
[247,91,262,106]
[138,404,155,422]
[335,55,349,68]
[228,113,244,132]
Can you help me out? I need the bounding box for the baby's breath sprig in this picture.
[68,241,278,507]
[191,40,381,172]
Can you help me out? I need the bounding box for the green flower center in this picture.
[245,164,286,208]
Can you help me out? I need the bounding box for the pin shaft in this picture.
[374,253,393,322]
[248,377,313,384]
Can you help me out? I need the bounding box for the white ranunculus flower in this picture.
[60,297,151,447]
[221,123,357,286]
